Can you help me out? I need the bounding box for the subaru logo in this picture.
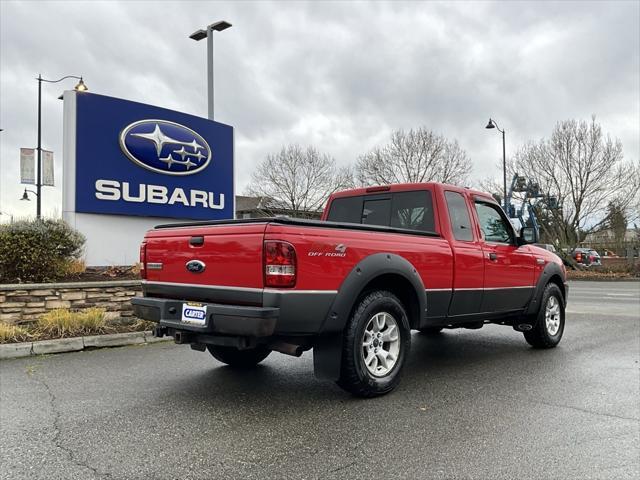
[186,260,206,273]
[119,119,212,175]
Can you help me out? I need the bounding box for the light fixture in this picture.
[189,29,207,41]
[189,20,233,120]
[74,77,88,92]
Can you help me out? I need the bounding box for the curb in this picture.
[567,277,640,282]
[0,331,171,360]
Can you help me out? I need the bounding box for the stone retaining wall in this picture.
[0,280,142,325]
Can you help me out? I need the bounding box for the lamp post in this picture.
[31,75,87,218]
[189,20,232,120]
[485,118,508,213]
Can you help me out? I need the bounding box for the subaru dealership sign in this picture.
[73,93,233,220]
[62,92,234,265]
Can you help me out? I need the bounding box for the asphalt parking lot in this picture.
[1,280,638,480]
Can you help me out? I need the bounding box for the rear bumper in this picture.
[131,297,279,337]
[138,281,337,334]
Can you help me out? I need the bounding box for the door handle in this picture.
[488,252,498,261]
[189,236,204,246]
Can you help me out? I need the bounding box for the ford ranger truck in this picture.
[132,182,568,397]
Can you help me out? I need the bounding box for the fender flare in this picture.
[313,253,426,380]
[524,262,566,317]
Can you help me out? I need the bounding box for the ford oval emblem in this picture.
[186,260,206,273]
[119,119,212,176]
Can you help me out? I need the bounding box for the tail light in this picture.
[264,241,296,287]
[575,252,582,262]
[139,242,147,279]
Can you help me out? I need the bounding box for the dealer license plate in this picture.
[181,302,207,325]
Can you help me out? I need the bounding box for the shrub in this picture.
[0,218,85,283]
[36,308,107,338]
[66,259,87,276]
[0,323,31,344]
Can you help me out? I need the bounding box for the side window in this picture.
[362,198,391,226]
[327,196,363,223]
[444,191,473,241]
[390,191,436,232]
[474,202,513,243]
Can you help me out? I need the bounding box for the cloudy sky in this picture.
[1,0,638,219]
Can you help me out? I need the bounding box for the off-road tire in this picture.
[336,290,411,397]
[207,345,271,367]
[523,283,565,349]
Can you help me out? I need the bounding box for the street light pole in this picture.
[207,26,214,120]
[485,118,508,213]
[190,20,232,121]
[32,75,87,218]
[36,75,42,218]
[501,128,506,213]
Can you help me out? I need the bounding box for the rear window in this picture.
[362,198,391,226]
[327,190,436,233]
[390,191,435,232]
[326,195,363,223]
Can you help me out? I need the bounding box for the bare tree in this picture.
[476,173,513,206]
[513,117,639,248]
[356,128,472,186]
[247,145,354,218]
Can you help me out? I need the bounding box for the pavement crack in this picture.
[328,460,357,474]
[496,393,639,423]
[31,372,113,479]
[531,398,639,423]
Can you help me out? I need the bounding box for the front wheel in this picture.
[523,283,565,348]
[336,290,411,397]
[207,345,271,368]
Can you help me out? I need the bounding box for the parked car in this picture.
[133,182,568,397]
[572,247,602,267]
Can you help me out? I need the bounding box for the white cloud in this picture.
[1,0,638,219]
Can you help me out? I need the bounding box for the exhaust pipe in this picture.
[516,323,533,332]
[268,341,304,357]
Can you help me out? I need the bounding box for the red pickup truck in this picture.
[132,182,568,397]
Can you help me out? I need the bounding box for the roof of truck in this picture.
[329,182,496,202]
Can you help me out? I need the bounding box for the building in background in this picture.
[235,195,322,219]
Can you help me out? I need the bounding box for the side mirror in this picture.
[519,226,538,245]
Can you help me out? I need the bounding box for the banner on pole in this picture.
[42,150,54,186]
[20,148,35,184]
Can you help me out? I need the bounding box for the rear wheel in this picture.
[523,283,565,348]
[336,290,411,397]
[207,345,271,367]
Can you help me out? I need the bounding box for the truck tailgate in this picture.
[144,223,267,290]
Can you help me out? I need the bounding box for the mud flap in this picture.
[313,333,343,380]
